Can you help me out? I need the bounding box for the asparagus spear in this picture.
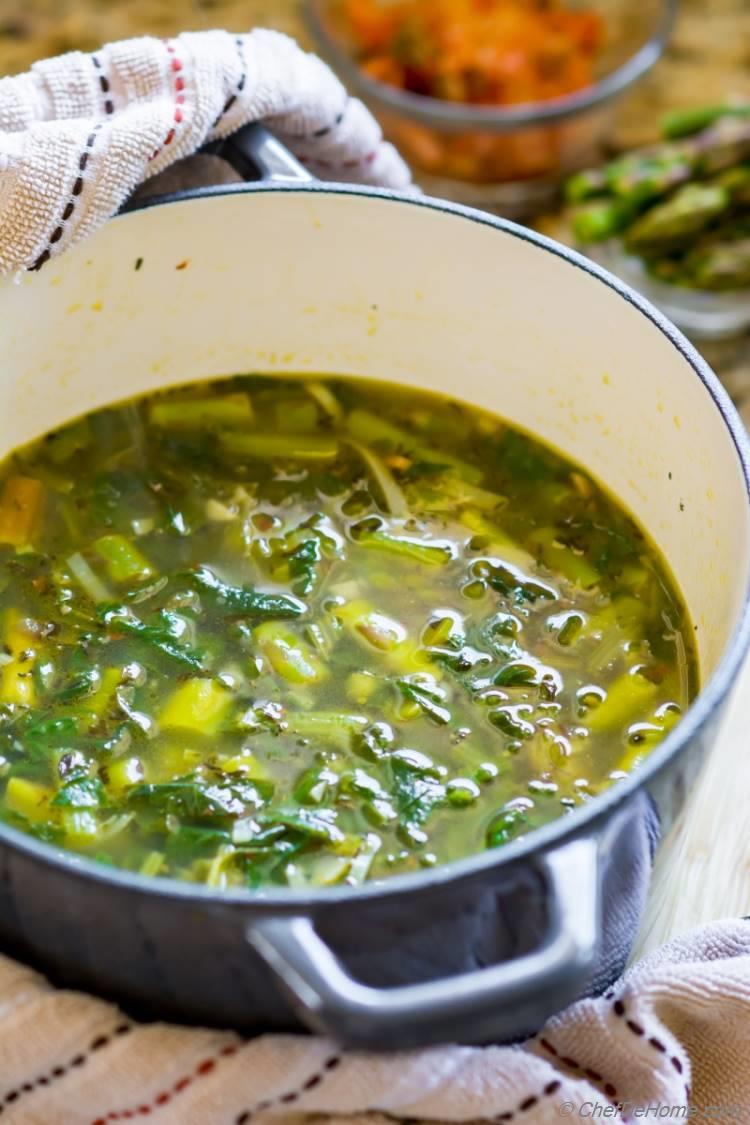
[569,152,699,241]
[710,162,750,206]
[707,213,750,241]
[692,116,750,176]
[623,184,730,255]
[565,148,691,205]
[568,149,718,242]
[571,198,637,243]
[564,166,609,203]
[606,150,693,203]
[646,230,750,291]
[621,163,750,257]
[662,104,750,140]
[568,118,750,227]
[565,104,750,290]
[682,236,750,290]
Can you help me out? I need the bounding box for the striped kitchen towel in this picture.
[0,28,412,276]
[0,918,749,1123]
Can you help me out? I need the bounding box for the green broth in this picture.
[0,375,696,888]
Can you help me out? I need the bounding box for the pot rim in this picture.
[4,180,750,907]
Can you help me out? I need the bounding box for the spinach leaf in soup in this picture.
[0,375,696,888]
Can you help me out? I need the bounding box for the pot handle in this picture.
[246,836,600,1049]
[207,123,314,186]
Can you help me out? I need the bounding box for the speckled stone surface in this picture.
[2,0,749,116]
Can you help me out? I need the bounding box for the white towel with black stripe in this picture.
[0,28,412,276]
[0,919,750,1123]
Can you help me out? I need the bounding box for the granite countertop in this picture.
[2,0,749,124]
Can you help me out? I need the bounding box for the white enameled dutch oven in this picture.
[0,127,747,1050]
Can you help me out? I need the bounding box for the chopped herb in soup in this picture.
[0,376,696,887]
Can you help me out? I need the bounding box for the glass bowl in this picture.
[307,0,677,216]
[586,241,750,344]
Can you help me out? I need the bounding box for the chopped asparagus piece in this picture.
[149,393,253,429]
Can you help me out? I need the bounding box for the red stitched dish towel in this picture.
[0,918,748,1123]
[0,28,412,275]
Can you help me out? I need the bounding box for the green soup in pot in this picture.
[0,374,696,888]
